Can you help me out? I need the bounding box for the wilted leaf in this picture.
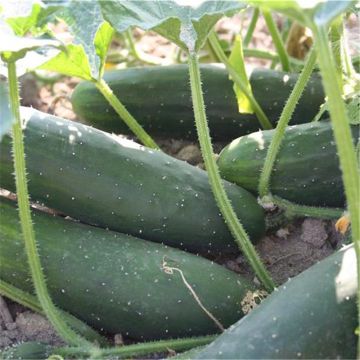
[100,0,244,53]
[229,35,253,114]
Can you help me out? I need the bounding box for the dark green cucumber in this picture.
[194,244,357,359]
[71,65,325,140]
[0,197,257,340]
[1,342,52,360]
[0,108,265,254]
[218,121,359,208]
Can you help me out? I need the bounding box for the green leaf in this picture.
[100,0,244,53]
[251,0,355,28]
[94,21,114,78]
[2,1,61,36]
[0,21,62,62]
[58,0,114,79]
[0,79,14,140]
[228,35,253,114]
[38,43,93,81]
[346,95,360,125]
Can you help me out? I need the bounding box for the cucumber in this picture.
[218,121,359,208]
[0,197,257,340]
[1,342,51,360]
[0,108,265,253]
[193,244,357,359]
[71,65,325,140]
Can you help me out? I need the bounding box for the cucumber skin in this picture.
[0,108,265,254]
[0,198,256,340]
[218,121,359,207]
[71,65,325,140]
[1,342,51,360]
[194,244,357,359]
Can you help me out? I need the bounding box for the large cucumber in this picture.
[71,65,325,140]
[218,121,359,208]
[0,108,265,253]
[193,244,357,359]
[0,197,256,340]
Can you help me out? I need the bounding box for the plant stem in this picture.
[243,48,304,67]
[55,335,216,359]
[258,48,317,198]
[313,25,360,354]
[271,196,343,219]
[208,32,273,130]
[124,28,141,61]
[7,61,93,348]
[243,8,260,47]
[262,9,291,72]
[0,279,108,346]
[187,52,275,292]
[95,79,159,149]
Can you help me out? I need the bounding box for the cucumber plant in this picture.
[38,0,159,149]
[0,17,94,348]
[99,0,275,292]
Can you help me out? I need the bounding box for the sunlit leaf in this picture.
[0,21,62,62]
[229,35,253,114]
[2,1,61,36]
[0,79,14,140]
[100,0,244,53]
[58,0,114,79]
[39,43,93,80]
[250,0,355,28]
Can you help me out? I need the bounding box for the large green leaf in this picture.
[0,21,61,63]
[58,0,114,79]
[100,0,245,53]
[0,79,14,140]
[251,0,355,28]
[39,43,93,80]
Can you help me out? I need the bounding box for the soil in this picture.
[0,10,354,356]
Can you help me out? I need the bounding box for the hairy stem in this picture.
[313,25,360,354]
[187,52,275,292]
[7,61,93,348]
[208,32,273,130]
[258,48,317,197]
[55,335,216,359]
[270,196,344,219]
[243,7,260,47]
[0,279,108,346]
[262,9,291,72]
[96,79,159,149]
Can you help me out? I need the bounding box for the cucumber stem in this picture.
[208,32,273,131]
[55,335,216,358]
[95,79,159,149]
[258,48,317,198]
[187,52,275,292]
[313,25,360,355]
[243,8,260,47]
[7,61,93,348]
[270,196,344,219]
[262,9,291,72]
[0,279,108,346]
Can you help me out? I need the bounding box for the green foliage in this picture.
[228,35,254,114]
[99,0,244,53]
[58,0,114,79]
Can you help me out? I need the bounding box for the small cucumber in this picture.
[1,342,51,360]
[0,197,257,340]
[0,108,265,253]
[218,121,359,207]
[193,244,357,359]
[71,65,325,140]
